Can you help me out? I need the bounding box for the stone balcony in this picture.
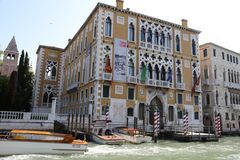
[176,82,185,90]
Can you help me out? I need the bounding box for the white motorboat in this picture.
[116,128,152,144]
[91,120,125,145]
[0,130,88,156]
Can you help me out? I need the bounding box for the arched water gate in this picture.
[149,96,164,129]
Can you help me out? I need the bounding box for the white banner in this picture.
[114,38,127,82]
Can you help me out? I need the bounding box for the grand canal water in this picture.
[1,137,239,160]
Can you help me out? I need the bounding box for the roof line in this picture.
[200,42,240,55]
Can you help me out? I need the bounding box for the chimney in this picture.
[181,19,188,28]
[116,0,124,9]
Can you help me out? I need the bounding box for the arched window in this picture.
[230,94,232,104]
[147,28,152,43]
[128,23,135,41]
[237,72,240,84]
[214,66,217,79]
[216,90,219,105]
[223,69,226,81]
[42,85,54,107]
[231,70,234,82]
[154,30,159,45]
[154,65,159,80]
[204,67,208,79]
[233,94,236,104]
[148,64,153,79]
[128,59,134,76]
[160,31,165,46]
[45,61,58,80]
[228,69,230,82]
[206,94,210,105]
[105,17,112,37]
[177,68,182,83]
[161,66,166,81]
[167,67,172,82]
[192,39,196,55]
[11,55,15,60]
[234,71,237,83]
[176,35,180,52]
[225,92,228,106]
[141,26,146,42]
[166,33,171,48]
[193,70,197,84]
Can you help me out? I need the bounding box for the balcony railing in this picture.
[176,83,185,90]
[147,78,155,86]
[140,42,146,48]
[102,73,112,81]
[147,43,152,49]
[161,80,172,88]
[127,75,138,84]
[232,105,240,110]
[154,45,159,50]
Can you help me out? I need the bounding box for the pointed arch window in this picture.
[234,71,237,83]
[167,67,172,82]
[177,68,182,83]
[154,30,159,45]
[42,85,55,108]
[166,33,171,48]
[148,64,153,79]
[154,65,160,80]
[160,31,165,46]
[105,17,112,37]
[45,61,58,80]
[147,28,152,43]
[176,35,181,52]
[206,94,210,105]
[141,26,146,42]
[128,23,135,41]
[193,70,197,84]
[128,59,134,76]
[225,92,228,106]
[161,66,166,81]
[192,39,196,55]
[231,70,234,82]
[228,69,231,82]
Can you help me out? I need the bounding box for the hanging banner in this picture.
[114,38,127,82]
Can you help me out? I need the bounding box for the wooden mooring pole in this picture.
[82,114,85,132]
[70,114,74,135]
[126,117,129,128]
[79,114,82,131]
[67,114,70,134]
[88,114,91,134]
[75,114,78,138]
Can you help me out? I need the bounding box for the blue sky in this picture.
[0,0,240,71]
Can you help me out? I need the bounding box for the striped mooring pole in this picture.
[154,111,160,143]
[183,112,189,136]
[106,108,109,128]
[215,114,221,138]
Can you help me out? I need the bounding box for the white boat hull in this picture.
[116,133,152,144]
[92,134,125,145]
[0,140,87,156]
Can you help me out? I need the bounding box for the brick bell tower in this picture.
[0,36,19,76]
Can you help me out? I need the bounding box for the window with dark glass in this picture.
[225,112,229,120]
[128,59,134,76]
[154,30,159,45]
[105,17,112,37]
[177,94,183,104]
[213,48,216,57]
[141,26,146,42]
[168,106,174,121]
[194,112,199,120]
[128,23,135,41]
[230,55,232,62]
[178,110,183,119]
[227,54,229,61]
[222,52,225,59]
[236,57,238,64]
[147,28,152,43]
[128,88,134,100]
[192,39,196,55]
[203,49,207,57]
[160,31,165,46]
[103,85,110,97]
[206,94,210,105]
[138,103,144,120]
[177,68,182,83]
[161,66,166,81]
[176,35,180,52]
[194,96,199,105]
[127,108,134,116]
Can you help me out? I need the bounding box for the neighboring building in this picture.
[34,0,203,132]
[200,43,240,133]
[0,36,19,77]
[32,45,64,113]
